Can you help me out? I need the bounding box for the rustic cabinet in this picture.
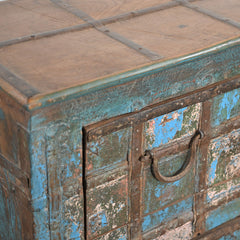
[0,0,240,239]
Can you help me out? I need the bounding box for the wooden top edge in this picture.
[26,36,240,111]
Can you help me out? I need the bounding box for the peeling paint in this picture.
[142,197,193,232]
[155,221,193,240]
[207,129,240,186]
[207,178,240,206]
[211,88,240,127]
[144,103,201,149]
[206,197,240,230]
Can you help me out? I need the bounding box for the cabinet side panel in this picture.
[0,89,32,239]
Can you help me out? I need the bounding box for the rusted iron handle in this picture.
[149,130,204,183]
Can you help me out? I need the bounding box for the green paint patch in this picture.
[87,128,131,174]
[207,129,240,186]
[144,150,194,214]
[87,174,128,238]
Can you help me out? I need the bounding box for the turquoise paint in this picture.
[206,198,240,230]
[212,88,240,127]
[151,107,186,148]
[142,197,193,232]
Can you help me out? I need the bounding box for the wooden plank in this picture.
[0,89,30,165]
[51,0,162,60]
[0,28,150,94]
[0,167,33,240]
[177,0,240,29]
[108,6,239,59]
[67,0,172,20]
[194,0,240,23]
[0,64,39,98]
[0,0,83,42]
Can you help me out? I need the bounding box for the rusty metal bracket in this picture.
[141,130,204,183]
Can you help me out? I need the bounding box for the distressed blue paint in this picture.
[206,198,240,230]
[119,235,127,240]
[208,129,240,186]
[70,221,80,239]
[101,213,108,228]
[30,133,47,199]
[90,211,108,234]
[87,128,130,174]
[30,131,50,240]
[142,197,193,232]
[208,158,218,184]
[0,108,4,120]
[31,196,50,240]
[144,151,194,214]
[154,180,180,198]
[26,39,240,239]
[0,180,22,239]
[151,107,186,148]
[211,88,240,127]
[218,229,240,240]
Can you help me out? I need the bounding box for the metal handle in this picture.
[143,130,204,183]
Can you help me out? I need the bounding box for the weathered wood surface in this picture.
[0,89,32,239]
[0,1,240,239]
[0,0,83,42]
[0,0,240,103]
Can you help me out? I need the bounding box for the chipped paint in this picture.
[87,128,131,175]
[144,151,194,214]
[207,129,240,186]
[206,197,240,230]
[211,88,240,127]
[142,197,193,232]
[94,226,127,240]
[87,174,128,238]
[1,39,239,239]
[218,229,240,240]
[207,178,240,207]
[144,103,201,149]
[63,194,84,239]
[155,221,193,240]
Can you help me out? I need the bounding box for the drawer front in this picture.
[83,83,240,240]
